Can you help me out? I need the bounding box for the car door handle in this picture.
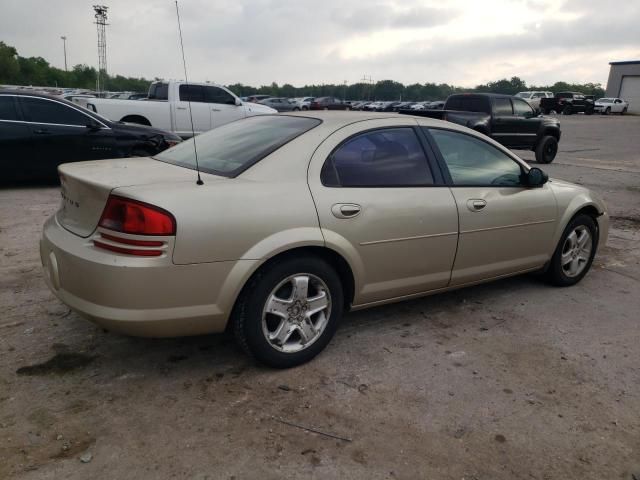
[467,199,487,212]
[331,203,361,219]
[211,108,221,112]
[176,106,187,110]
[33,128,51,134]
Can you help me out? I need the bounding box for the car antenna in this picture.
[175,0,203,185]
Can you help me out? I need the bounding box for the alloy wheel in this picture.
[561,226,592,277]
[262,274,332,353]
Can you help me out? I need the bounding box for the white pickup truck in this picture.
[82,81,276,138]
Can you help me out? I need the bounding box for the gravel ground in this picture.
[1,114,639,480]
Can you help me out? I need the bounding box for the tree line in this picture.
[1,41,605,100]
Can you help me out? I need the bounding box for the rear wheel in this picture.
[543,109,551,115]
[604,107,611,115]
[233,256,344,368]
[535,135,558,164]
[546,214,597,286]
[563,105,573,115]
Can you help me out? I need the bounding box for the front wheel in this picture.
[604,107,611,115]
[545,214,597,286]
[563,105,573,115]
[233,256,344,368]
[535,135,558,164]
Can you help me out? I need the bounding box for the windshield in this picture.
[155,115,321,177]
[515,92,532,99]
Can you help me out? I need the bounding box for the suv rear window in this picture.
[155,115,321,177]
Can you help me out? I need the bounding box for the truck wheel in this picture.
[585,108,594,115]
[543,109,551,115]
[562,105,573,115]
[535,136,558,164]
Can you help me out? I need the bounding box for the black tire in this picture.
[545,214,598,286]
[604,107,611,115]
[563,105,573,115]
[233,256,344,368]
[293,107,300,111]
[621,107,627,115]
[543,109,551,115]
[535,135,558,164]
[585,108,594,115]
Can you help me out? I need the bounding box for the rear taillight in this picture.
[98,195,176,235]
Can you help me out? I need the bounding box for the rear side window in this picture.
[321,128,434,187]
[179,84,205,103]
[429,128,523,186]
[20,97,91,126]
[0,96,19,120]
[446,96,490,113]
[493,98,513,115]
[155,115,320,177]
[148,83,168,100]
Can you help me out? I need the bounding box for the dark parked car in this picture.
[258,97,298,112]
[402,93,561,163]
[540,92,595,115]
[0,91,182,182]
[309,97,350,110]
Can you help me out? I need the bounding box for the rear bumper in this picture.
[40,215,258,337]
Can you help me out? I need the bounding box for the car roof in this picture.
[283,110,468,131]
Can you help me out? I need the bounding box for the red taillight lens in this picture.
[98,195,176,235]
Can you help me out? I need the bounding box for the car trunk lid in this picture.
[57,157,201,237]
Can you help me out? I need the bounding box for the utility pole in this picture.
[93,5,109,93]
[343,80,347,101]
[60,36,68,71]
[361,75,373,100]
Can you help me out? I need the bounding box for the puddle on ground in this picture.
[16,353,95,376]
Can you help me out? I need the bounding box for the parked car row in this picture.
[0,90,182,182]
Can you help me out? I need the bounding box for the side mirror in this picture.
[526,167,548,187]
[235,98,242,106]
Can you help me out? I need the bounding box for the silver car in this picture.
[41,112,608,368]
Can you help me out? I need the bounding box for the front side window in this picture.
[493,98,512,115]
[512,98,534,116]
[20,97,91,126]
[428,129,523,187]
[0,96,19,121]
[321,128,434,187]
[205,86,236,105]
[155,115,319,177]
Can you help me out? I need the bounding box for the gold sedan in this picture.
[40,112,608,368]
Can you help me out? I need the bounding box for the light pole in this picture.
[60,36,68,71]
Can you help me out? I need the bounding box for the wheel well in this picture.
[121,115,151,126]
[233,246,355,318]
[574,205,600,221]
[542,128,560,140]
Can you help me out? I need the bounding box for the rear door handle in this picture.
[176,106,187,110]
[467,199,487,212]
[331,203,361,219]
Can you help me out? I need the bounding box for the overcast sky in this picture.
[2,0,638,87]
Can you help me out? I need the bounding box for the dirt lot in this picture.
[1,114,639,480]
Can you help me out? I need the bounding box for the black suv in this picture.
[0,91,182,182]
[401,93,561,163]
[540,92,595,115]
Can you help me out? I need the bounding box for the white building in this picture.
[605,61,640,114]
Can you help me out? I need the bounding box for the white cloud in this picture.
[1,0,638,87]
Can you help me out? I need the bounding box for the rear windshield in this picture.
[154,115,321,177]
[445,96,490,113]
